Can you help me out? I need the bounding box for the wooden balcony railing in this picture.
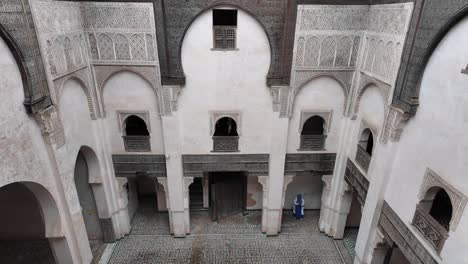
[212,136,239,152]
[356,144,371,172]
[299,135,326,151]
[412,204,449,253]
[123,136,151,152]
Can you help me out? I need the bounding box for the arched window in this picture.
[429,189,453,230]
[214,117,238,136]
[123,116,150,152]
[300,116,326,150]
[212,117,239,152]
[413,187,452,252]
[356,128,374,171]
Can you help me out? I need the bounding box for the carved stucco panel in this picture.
[380,106,411,144]
[418,169,468,231]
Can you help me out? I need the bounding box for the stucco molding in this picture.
[34,105,66,148]
[53,67,97,120]
[380,106,411,144]
[359,119,379,141]
[351,71,391,120]
[209,111,241,136]
[94,65,168,116]
[418,168,468,231]
[292,70,352,117]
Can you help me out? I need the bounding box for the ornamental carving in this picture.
[418,169,468,231]
[299,110,333,134]
[34,106,65,148]
[45,33,87,78]
[380,106,411,143]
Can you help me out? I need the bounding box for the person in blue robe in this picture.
[293,194,304,220]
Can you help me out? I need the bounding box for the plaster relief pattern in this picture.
[418,169,468,231]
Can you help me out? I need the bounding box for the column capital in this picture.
[156,177,168,191]
[183,177,194,191]
[283,175,295,192]
[258,176,269,191]
[321,175,333,192]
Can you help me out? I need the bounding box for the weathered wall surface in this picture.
[385,15,468,263]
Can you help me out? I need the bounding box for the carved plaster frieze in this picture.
[418,169,468,231]
[210,111,241,136]
[53,67,97,120]
[380,106,411,144]
[94,65,167,116]
[34,106,65,148]
[351,71,391,120]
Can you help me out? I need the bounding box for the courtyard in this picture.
[104,199,355,264]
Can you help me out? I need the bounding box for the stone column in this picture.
[156,177,173,235]
[203,174,209,209]
[161,115,187,237]
[277,175,295,233]
[257,176,269,233]
[264,117,290,236]
[183,177,194,234]
[320,177,352,239]
[154,179,167,211]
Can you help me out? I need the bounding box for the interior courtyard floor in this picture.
[106,199,355,263]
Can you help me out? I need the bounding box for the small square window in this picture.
[213,9,237,50]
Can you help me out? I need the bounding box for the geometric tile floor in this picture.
[342,228,359,259]
[108,199,349,263]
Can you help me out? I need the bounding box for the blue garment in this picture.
[293,194,304,219]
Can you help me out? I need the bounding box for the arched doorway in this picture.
[0,182,71,263]
[73,148,106,260]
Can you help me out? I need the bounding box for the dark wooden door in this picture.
[212,172,245,221]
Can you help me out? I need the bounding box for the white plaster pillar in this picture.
[154,179,167,211]
[264,117,290,236]
[354,142,400,264]
[203,174,209,209]
[277,175,294,233]
[161,115,187,237]
[183,177,194,234]
[257,176,269,233]
[156,177,173,235]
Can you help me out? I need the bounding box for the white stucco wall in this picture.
[179,7,274,154]
[287,76,346,153]
[102,71,165,154]
[384,15,468,263]
[57,79,98,213]
[0,36,55,193]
